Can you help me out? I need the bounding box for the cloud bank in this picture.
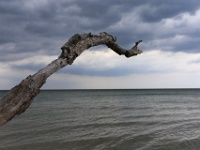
[0,0,200,89]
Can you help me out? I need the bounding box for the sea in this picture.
[1,89,200,150]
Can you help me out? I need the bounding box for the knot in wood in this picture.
[59,34,81,60]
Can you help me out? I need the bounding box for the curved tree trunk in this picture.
[0,32,143,126]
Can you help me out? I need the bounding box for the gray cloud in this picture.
[61,65,148,77]
[1,0,200,77]
[10,63,44,72]
[138,0,199,22]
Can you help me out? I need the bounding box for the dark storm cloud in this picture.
[138,0,199,22]
[1,0,200,48]
[1,0,200,76]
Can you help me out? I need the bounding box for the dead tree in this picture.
[0,32,143,126]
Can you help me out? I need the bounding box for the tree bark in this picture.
[0,32,142,126]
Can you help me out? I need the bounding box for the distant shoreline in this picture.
[1,88,199,91]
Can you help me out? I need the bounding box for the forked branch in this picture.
[0,32,143,126]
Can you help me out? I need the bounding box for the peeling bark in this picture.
[0,32,142,126]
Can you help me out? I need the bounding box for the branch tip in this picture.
[135,40,142,45]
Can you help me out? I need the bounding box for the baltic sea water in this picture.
[0,89,200,150]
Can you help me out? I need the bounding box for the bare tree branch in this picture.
[0,32,143,126]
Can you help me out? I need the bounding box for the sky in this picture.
[1,0,200,89]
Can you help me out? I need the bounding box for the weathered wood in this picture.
[0,32,142,126]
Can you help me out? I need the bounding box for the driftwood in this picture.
[0,32,142,126]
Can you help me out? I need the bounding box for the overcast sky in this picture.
[1,0,200,89]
